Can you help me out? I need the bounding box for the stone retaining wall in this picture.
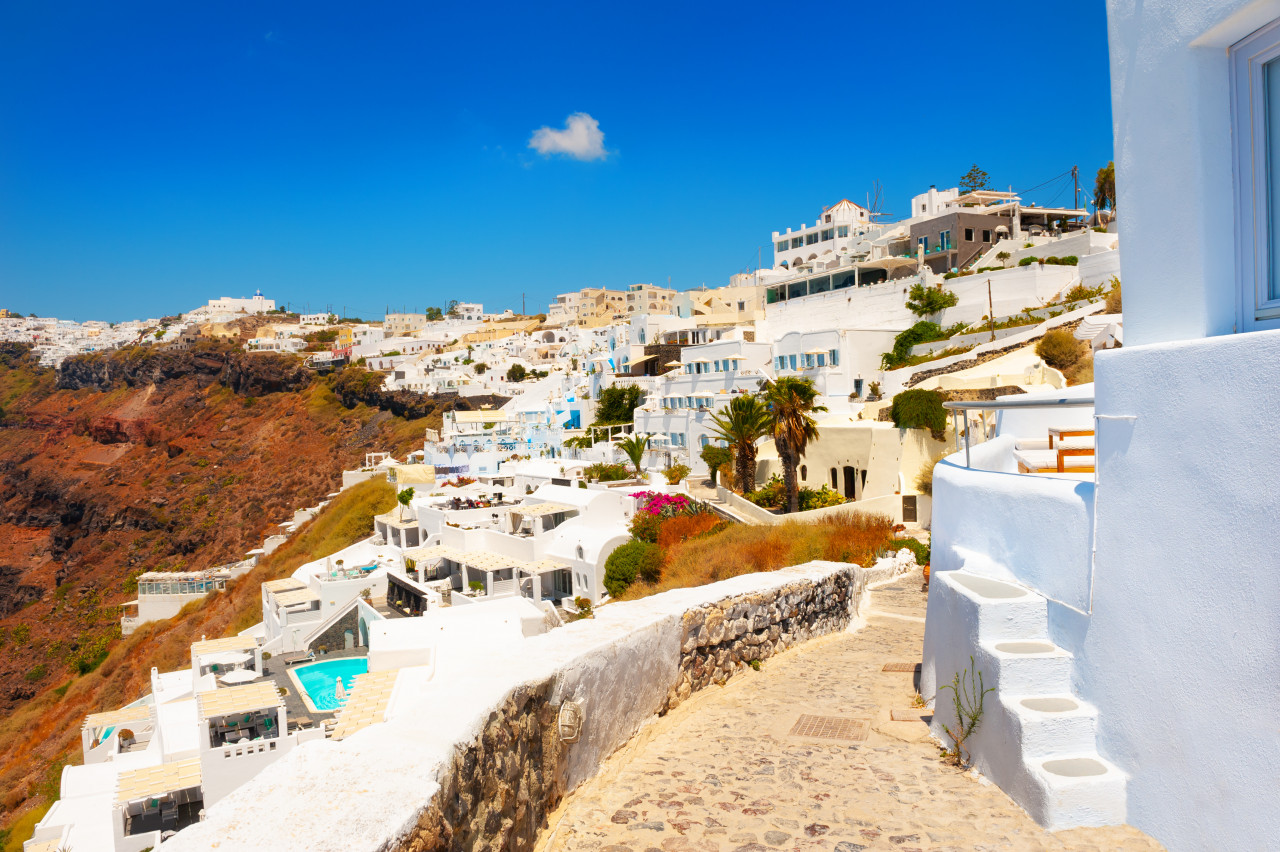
[394,564,867,852]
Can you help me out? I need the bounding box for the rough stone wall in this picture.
[396,682,564,852]
[391,564,866,852]
[664,569,861,711]
[310,607,359,652]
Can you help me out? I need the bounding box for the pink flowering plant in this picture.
[632,491,692,518]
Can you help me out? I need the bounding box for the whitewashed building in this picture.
[920,2,1280,848]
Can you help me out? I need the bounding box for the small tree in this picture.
[906,283,959,317]
[396,487,415,521]
[959,164,991,194]
[616,433,650,477]
[762,377,826,514]
[1095,161,1116,211]
[506,363,527,383]
[425,306,443,321]
[707,394,770,493]
[473,362,487,374]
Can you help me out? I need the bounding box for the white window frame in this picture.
[1231,20,1280,331]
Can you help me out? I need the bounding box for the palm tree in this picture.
[616,432,650,478]
[761,377,827,513]
[707,394,770,492]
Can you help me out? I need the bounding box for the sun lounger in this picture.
[280,651,316,667]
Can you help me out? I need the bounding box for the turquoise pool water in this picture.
[293,658,368,711]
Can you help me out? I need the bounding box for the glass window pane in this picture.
[1267,57,1280,301]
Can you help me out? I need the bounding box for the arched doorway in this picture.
[842,466,857,500]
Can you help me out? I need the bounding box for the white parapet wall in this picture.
[164,560,887,852]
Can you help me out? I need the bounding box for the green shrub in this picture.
[699,444,731,484]
[24,663,47,683]
[583,462,631,482]
[905,283,959,316]
[889,537,930,566]
[629,511,663,543]
[1105,278,1122,313]
[506,363,527,382]
[889,389,948,440]
[1035,329,1084,370]
[604,540,663,597]
[798,485,845,511]
[662,463,690,485]
[746,475,786,509]
[882,321,944,369]
[1018,256,1039,267]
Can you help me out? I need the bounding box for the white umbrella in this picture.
[219,668,260,685]
[204,650,252,666]
[334,677,347,702]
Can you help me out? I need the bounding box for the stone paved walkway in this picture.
[540,571,1162,852]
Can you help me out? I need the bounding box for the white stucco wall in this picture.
[1106,0,1280,343]
[1074,330,1280,850]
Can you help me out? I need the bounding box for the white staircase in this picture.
[923,569,1126,830]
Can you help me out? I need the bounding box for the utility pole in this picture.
[1072,165,1080,212]
[987,280,995,342]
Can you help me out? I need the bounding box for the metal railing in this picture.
[942,397,1095,469]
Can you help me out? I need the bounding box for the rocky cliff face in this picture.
[0,343,427,711]
[57,340,310,396]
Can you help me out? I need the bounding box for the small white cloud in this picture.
[528,112,608,161]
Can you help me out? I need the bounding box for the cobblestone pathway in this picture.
[540,572,1162,852]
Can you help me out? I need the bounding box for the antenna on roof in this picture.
[867,180,892,221]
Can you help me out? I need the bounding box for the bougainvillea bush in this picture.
[631,490,693,518]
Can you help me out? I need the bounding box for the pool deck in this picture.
[263,646,367,728]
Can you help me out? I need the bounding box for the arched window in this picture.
[576,545,584,560]
[830,468,838,488]
[800,464,808,481]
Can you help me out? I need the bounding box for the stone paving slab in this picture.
[540,572,1163,852]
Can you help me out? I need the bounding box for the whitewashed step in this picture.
[931,570,1049,644]
[976,639,1073,694]
[1000,693,1100,759]
[1023,753,1128,830]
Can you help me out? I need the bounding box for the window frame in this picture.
[1231,19,1280,331]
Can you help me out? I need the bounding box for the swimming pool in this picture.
[291,658,368,712]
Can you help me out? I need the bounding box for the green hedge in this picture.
[889,388,948,440]
[603,540,663,597]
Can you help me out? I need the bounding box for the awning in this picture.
[629,354,656,365]
[273,588,321,607]
[665,360,684,367]
[804,349,828,355]
[115,758,202,805]
[196,681,282,721]
[513,502,577,518]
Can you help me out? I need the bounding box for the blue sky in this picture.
[0,1,1115,322]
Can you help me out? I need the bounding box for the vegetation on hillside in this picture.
[606,492,894,601]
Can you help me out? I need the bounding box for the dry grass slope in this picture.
[620,513,894,600]
[0,477,395,851]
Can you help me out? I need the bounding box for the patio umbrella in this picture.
[204,650,252,666]
[219,668,260,685]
